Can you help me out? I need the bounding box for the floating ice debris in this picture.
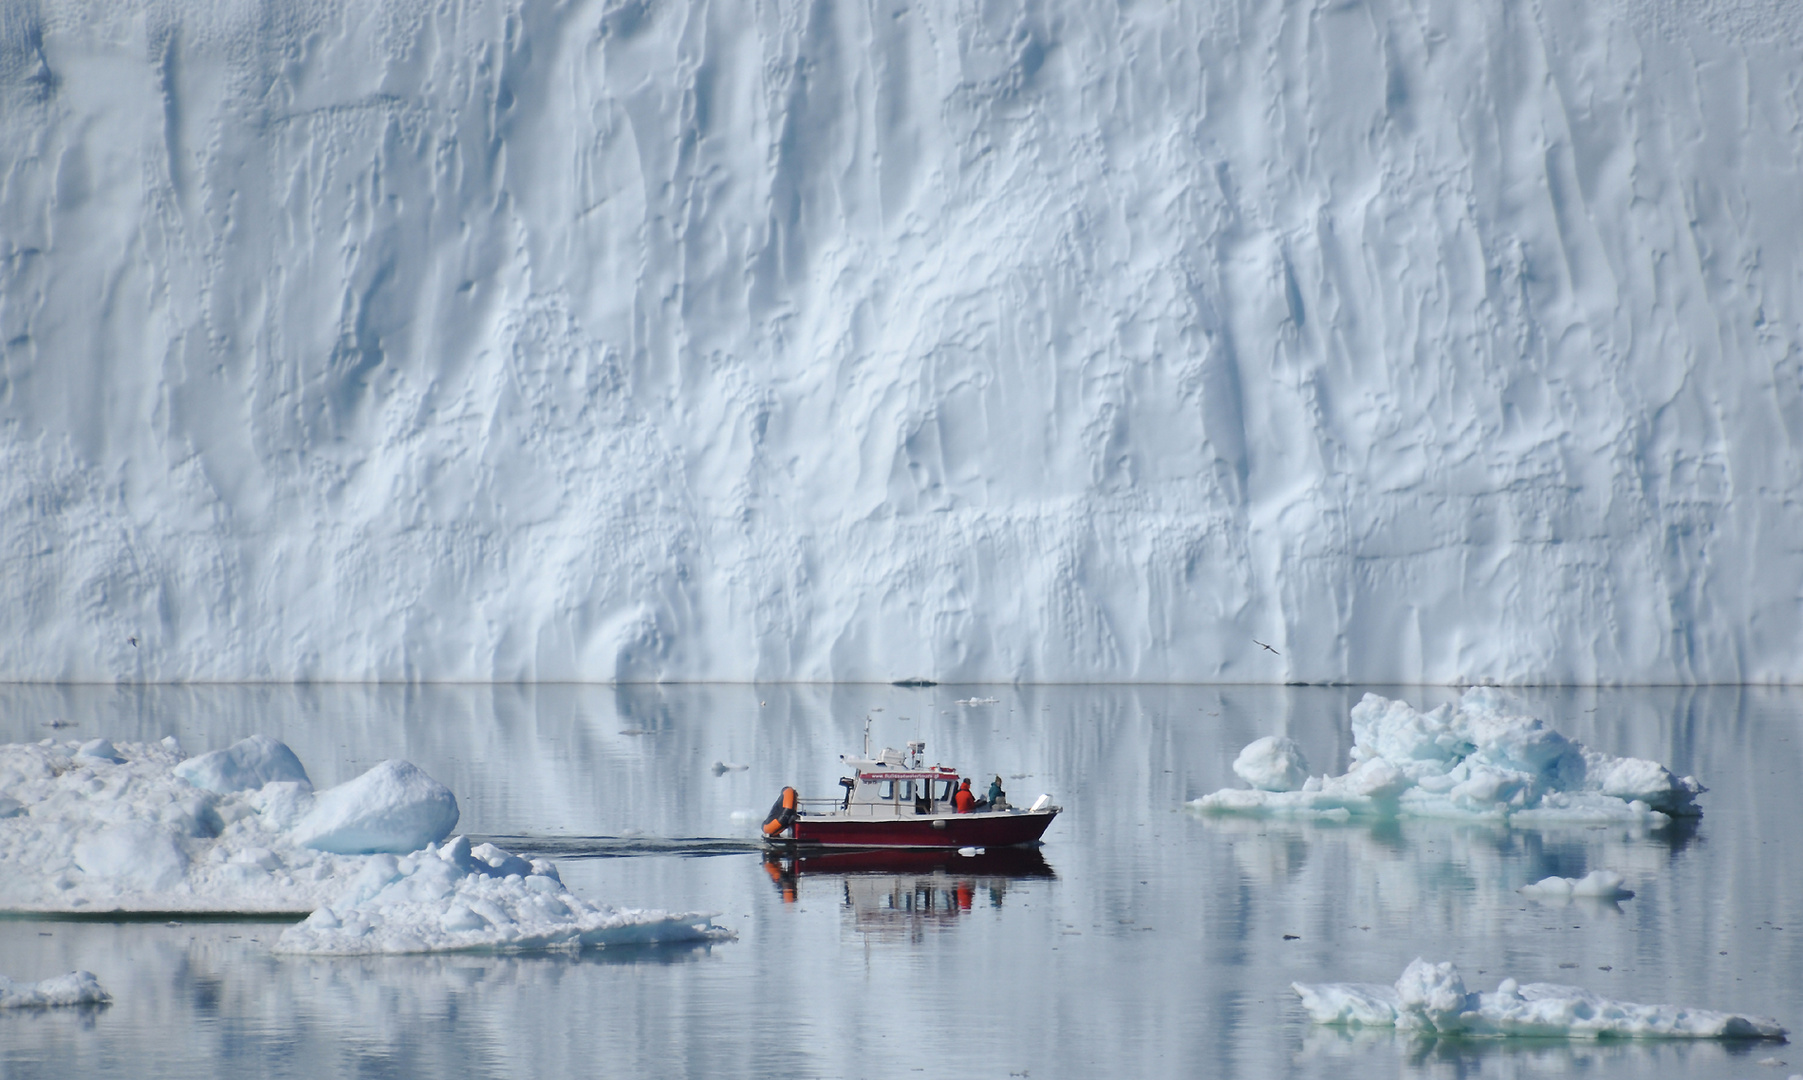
[1233,736,1310,792]
[955,697,1000,706]
[274,836,734,955]
[1520,871,1634,901]
[1294,959,1785,1039]
[0,736,454,912]
[1192,691,1704,826]
[0,971,110,1008]
[711,762,750,775]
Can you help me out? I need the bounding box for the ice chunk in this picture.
[274,838,735,955]
[1232,736,1309,792]
[0,971,110,1008]
[1520,871,1634,900]
[1294,958,1786,1039]
[1192,692,1704,827]
[289,760,459,855]
[74,739,123,764]
[173,735,310,794]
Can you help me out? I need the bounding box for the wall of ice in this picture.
[3,0,1801,683]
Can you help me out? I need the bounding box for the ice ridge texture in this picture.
[1294,958,1787,1039]
[4,2,1803,682]
[1191,689,1704,824]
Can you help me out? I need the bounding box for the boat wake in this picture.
[471,835,766,860]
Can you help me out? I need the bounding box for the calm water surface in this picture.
[1,684,1798,1079]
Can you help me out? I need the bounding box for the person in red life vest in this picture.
[953,778,978,813]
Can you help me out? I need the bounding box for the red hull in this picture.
[783,809,1057,849]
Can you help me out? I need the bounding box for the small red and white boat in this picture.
[761,740,1059,849]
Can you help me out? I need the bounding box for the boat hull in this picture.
[780,808,1058,849]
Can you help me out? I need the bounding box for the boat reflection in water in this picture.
[762,846,1055,942]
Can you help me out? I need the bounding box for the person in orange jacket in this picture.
[953,778,978,813]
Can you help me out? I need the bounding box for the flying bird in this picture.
[128,636,138,648]
[1254,639,1280,656]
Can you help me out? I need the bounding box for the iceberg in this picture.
[3,736,456,913]
[1191,691,1703,826]
[0,971,110,1009]
[1294,959,1786,1040]
[273,836,733,956]
[0,733,739,956]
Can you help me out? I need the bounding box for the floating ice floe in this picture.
[1520,871,1634,901]
[0,735,460,912]
[0,734,741,956]
[1295,959,1785,1039]
[955,698,1000,706]
[1192,690,1703,827]
[274,835,734,955]
[0,971,110,1008]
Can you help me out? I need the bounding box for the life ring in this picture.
[761,786,798,837]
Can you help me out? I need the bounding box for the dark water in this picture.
[1,684,1799,1079]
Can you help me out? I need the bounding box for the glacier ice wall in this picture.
[2,0,1801,683]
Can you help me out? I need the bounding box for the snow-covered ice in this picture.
[274,836,733,956]
[0,971,110,1009]
[1521,871,1635,901]
[173,735,310,794]
[0,735,449,912]
[0,732,739,956]
[1294,958,1785,1039]
[1192,691,1703,826]
[289,760,460,856]
[1232,736,1311,792]
[3,1,1802,685]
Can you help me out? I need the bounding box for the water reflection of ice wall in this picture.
[5,2,1803,684]
[2,684,1797,1074]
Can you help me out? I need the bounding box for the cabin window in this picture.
[936,779,955,801]
[898,780,915,801]
[877,780,895,800]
